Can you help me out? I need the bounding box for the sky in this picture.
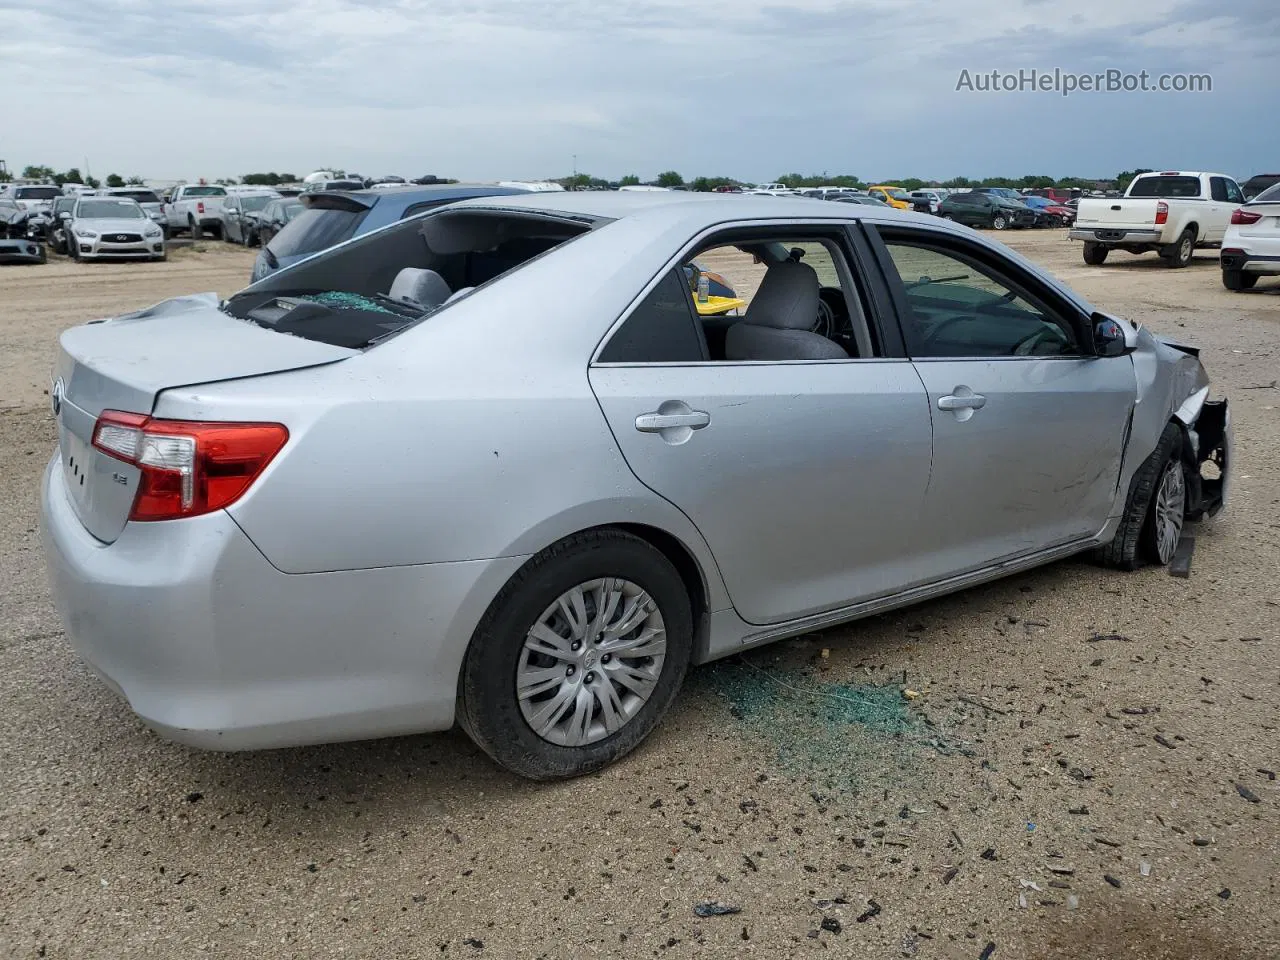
[0,0,1275,185]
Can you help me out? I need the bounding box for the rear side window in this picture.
[598,269,706,363]
[265,205,370,259]
[1128,176,1202,198]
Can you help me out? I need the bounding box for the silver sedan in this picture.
[41,193,1231,779]
[65,197,165,261]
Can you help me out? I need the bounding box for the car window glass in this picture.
[1210,177,1228,202]
[881,240,1079,359]
[597,269,705,363]
[1224,179,1245,204]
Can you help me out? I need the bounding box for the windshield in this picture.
[112,190,161,204]
[77,199,145,219]
[15,186,61,200]
[265,204,371,260]
[1128,175,1201,198]
[183,186,226,197]
[240,195,275,212]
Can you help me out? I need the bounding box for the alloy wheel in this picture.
[517,578,667,747]
[1153,461,1186,564]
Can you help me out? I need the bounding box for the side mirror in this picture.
[1092,312,1133,357]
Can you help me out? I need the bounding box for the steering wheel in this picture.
[1011,327,1069,356]
[921,314,974,343]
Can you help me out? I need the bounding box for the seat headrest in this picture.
[388,268,451,308]
[743,262,820,330]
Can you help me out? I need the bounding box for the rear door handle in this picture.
[635,411,711,432]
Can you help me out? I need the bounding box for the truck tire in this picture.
[1222,269,1257,291]
[1162,228,1195,268]
[190,217,202,241]
[1082,242,1108,265]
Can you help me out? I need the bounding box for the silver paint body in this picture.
[41,193,1227,749]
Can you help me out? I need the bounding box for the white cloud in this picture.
[0,0,1273,183]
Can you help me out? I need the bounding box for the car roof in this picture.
[446,189,941,227]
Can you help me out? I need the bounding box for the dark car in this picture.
[1241,173,1280,201]
[255,198,305,247]
[251,184,530,281]
[0,199,46,264]
[939,191,1035,230]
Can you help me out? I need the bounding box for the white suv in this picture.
[1221,182,1280,291]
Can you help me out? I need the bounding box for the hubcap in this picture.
[516,578,667,747]
[1180,238,1192,261]
[1154,462,1186,563]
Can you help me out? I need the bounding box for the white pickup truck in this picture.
[162,184,228,239]
[1070,171,1245,267]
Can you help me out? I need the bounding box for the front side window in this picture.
[879,236,1080,359]
[1223,179,1245,204]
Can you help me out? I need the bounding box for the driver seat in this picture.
[724,262,847,361]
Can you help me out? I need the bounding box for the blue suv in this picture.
[251,184,530,282]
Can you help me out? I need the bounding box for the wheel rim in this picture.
[1153,462,1186,563]
[1180,237,1192,261]
[994,216,1006,229]
[517,578,667,747]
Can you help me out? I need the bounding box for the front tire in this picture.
[458,530,694,780]
[1222,269,1258,291]
[992,214,1008,230]
[1096,423,1184,570]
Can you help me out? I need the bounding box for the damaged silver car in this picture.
[42,193,1230,779]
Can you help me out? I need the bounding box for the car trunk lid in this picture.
[53,293,354,543]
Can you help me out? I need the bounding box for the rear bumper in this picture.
[40,454,527,750]
[1220,250,1280,275]
[1069,228,1163,244]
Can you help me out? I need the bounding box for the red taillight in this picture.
[92,411,288,521]
[1232,208,1262,225]
[197,201,205,214]
[1154,201,1168,225]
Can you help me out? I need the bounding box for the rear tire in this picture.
[1222,269,1257,291]
[1082,242,1109,265]
[1162,228,1195,268]
[457,530,694,780]
[189,218,202,241]
[1095,423,1184,570]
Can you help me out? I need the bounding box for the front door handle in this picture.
[937,393,987,411]
[635,411,711,432]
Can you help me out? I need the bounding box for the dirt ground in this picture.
[1,232,1278,960]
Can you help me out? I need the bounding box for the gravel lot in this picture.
[1,234,1277,959]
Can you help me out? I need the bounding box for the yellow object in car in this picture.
[697,295,747,316]
[867,185,911,210]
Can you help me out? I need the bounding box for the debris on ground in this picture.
[856,899,881,923]
[979,942,997,960]
[1140,862,1152,877]
[820,917,842,933]
[1104,875,1123,889]
[1235,783,1261,804]
[694,901,741,918]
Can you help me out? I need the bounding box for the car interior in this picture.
[689,237,877,361]
[223,208,593,347]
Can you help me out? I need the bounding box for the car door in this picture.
[589,225,935,626]
[868,224,1135,580]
